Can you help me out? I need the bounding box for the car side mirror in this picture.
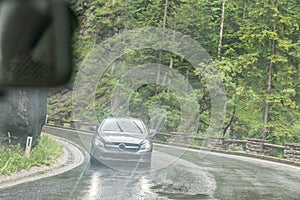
[90,125,98,132]
[0,0,77,87]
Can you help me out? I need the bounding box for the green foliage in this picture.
[270,149,284,158]
[190,139,203,147]
[128,85,182,133]
[0,134,63,175]
[47,0,300,145]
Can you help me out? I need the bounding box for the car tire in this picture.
[146,161,151,170]
[139,160,151,171]
[90,155,101,166]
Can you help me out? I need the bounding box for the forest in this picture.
[48,0,300,145]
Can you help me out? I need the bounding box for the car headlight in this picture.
[139,140,152,152]
[94,137,104,148]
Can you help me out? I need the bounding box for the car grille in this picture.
[105,142,140,152]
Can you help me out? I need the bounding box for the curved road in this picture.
[0,126,299,200]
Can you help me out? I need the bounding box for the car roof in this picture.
[103,117,143,122]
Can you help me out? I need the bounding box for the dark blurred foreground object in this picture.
[0,0,77,149]
[0,0,77,86]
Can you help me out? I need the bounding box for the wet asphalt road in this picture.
[0,127,299,200]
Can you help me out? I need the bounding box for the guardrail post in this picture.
[205,136,224,150]
[45,114,48,124]
[284,143,300,162]
[7,132,11,145]
[246,138,265,155]
[54,119,63,127]
[25,136,33,158]
[70,120,81,129]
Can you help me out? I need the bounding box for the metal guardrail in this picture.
[45,118,300,162]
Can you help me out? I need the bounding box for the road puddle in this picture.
[149,164,217,200]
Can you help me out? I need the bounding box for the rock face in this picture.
[47,87,72,123]
[0,88,47,148]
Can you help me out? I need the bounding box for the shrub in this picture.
[0,134,63,175]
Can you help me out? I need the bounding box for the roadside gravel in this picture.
[0,135,85,189]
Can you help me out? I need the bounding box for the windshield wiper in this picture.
[132,121,144,133]
[115,121,124,132]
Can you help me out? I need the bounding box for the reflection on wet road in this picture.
[80,166,157,200]
[0,127,299,200]
[71,149,217,200]
[0,145,217,200]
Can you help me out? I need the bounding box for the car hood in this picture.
[99,131,149,144]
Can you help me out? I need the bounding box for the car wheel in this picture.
[90,155,101,166]
[146,160,151,170]
[139,160,151,170]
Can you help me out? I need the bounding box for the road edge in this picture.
[0,135,85,189]
[43,125,300,167]
[154,141,300,167]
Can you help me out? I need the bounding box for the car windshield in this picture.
[100,119,146,134]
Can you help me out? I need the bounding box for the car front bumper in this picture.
[91,146,152,164]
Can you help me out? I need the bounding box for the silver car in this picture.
[90,117,153,169]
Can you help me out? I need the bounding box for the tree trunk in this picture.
[167,4,177,93]
[217,0,226,61]
[262,0,278,142]
[156,0,169,89]
[243,0,247,22]
[163,0,168,29]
